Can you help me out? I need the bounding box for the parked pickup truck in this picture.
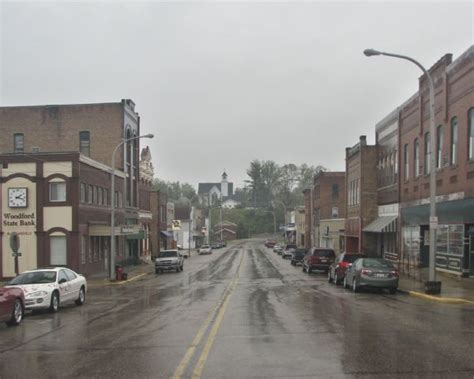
[155,250,184,274]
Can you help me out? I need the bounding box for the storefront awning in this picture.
[363,216,398,233]
[160,231,173,238]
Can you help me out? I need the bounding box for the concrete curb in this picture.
[88,271,152,288]
[398,288,474,305]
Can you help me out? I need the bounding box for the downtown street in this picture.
[0,240,473,378]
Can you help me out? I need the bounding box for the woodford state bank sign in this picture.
[2,212,36,227]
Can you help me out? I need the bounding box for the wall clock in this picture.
[8,188,28,208]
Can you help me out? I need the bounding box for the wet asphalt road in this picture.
[1,239,473,378]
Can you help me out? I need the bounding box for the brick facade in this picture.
[345,136,378,254]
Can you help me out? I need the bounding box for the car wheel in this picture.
[389,287,397,295]
[49,291,60,313]
[302,265,306,273]
[6,299,23,326]
[307,267,312,274]
[352,279,359,293]
[327,270,332,283]
[75,286,86,306]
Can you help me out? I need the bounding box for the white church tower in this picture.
[221,171,229,198]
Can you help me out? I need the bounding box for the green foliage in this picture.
[209,207,278,239]
[152,179,197,205]
[241,160,326,209]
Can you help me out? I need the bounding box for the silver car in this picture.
[343,258,399,294]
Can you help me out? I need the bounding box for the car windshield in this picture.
[295,249,307,255]
[343,254,364,263]
[362,259,394,269]
[286,244,297,249]
[314,250,334,257]
[9,271,57,285]
[159,251,178,258]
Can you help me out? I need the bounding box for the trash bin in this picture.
[122,272,128,281]
[115,264,123,281]
[425,281,442,294]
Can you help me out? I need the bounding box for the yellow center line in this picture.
[192,251,245,378]
[172,249,245,379]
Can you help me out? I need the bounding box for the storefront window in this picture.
[437,224,464,256]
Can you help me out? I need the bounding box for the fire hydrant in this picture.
[115,264,123,281]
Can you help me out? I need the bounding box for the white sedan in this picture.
[6,267,87,312]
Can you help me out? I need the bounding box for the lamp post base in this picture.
[424,281,442,295]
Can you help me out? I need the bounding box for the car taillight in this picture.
[361,269,373,276]
[339,262,349,268]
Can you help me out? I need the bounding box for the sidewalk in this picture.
[87,262,154,287]
[398,272,474,305]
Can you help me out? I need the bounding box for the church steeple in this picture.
[222,171,228,181]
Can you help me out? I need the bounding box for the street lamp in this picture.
[364,48,440,293]
[110,133,154,280]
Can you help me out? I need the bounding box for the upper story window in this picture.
[98,187,103,205]
[450,117,458,165]
[469,108,474,161]
[394,150,398,176]
[88,185,93,204]
[103,189,108,206]
[93,186,98,204]
[414,139,420,177]
[79,131,90,157]
[332,207,339,219]
[80,183,86,203]
[404,144,409,180]
[50,181,66,202]
[424,132,431,175]
[14,133,24,153]
[331,183,339,200]
[436,125,444,169]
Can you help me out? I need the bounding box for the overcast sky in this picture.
[1,1,472,188]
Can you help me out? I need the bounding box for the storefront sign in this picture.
[2,212,36,227]
[121,226,135,234]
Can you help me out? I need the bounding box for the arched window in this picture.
[450,117,458,165]
[424,132,431,175]
[469,108,474,161]
[414,139,420,177]
[436,125,444,169]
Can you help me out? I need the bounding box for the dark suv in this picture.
[302,248,336,273]
[290,248,308,266]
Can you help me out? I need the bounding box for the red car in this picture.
[0,286,24,326]
[264,239,277,248]
[328,252,366,285]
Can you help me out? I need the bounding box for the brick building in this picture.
[303,188,313,249]
[363,109,400,264]
[0,152,134,279]
[398,46,474,278]
[0,99,155,277]
[345,136,378,254]
[312,171,346,255]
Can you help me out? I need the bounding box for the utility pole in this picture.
[188,218,191,257]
